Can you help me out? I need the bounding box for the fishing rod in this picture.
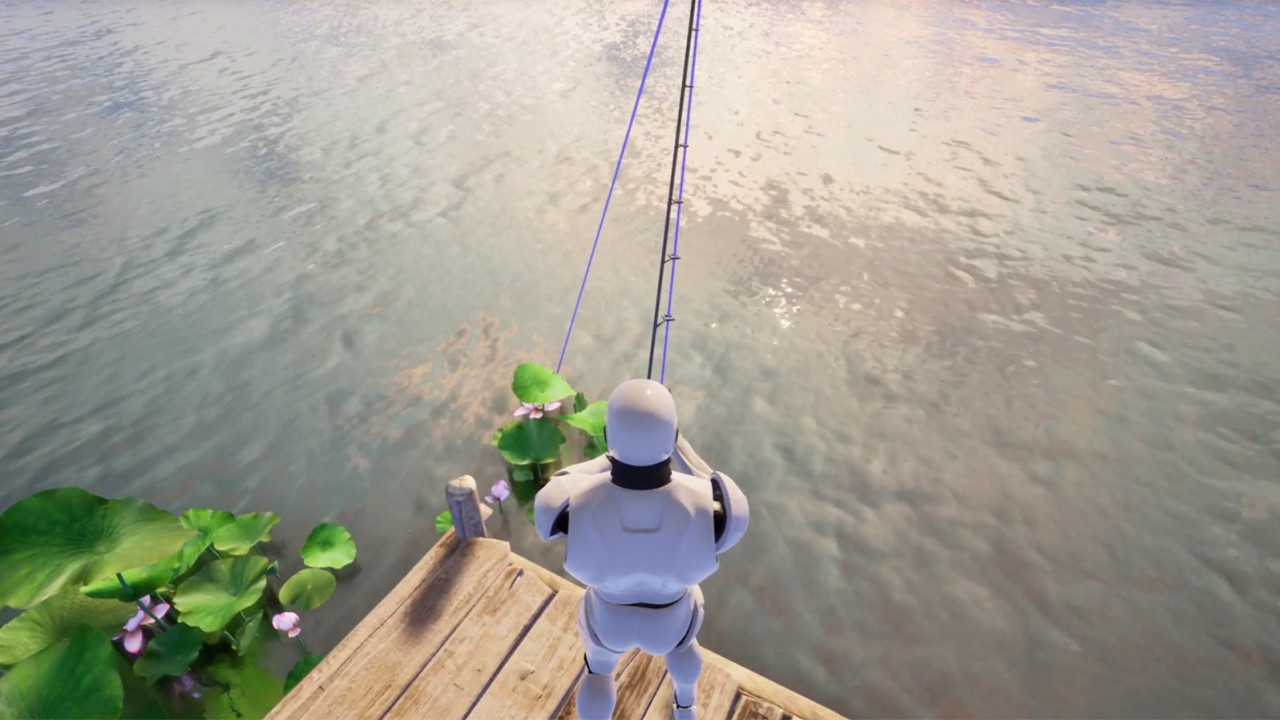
[646,0,702,382]
[556,0,704,384]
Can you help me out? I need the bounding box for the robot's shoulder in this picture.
[710,471,749,554]
[533,470,609,541]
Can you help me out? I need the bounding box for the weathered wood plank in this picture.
[447,475,489,539]
[556,647,668,720]
[383,563,556,720]
[641,658,739,720]
[468,591,586,720]
[700,647,844,720]
[268,537,511,720]
[267,533,462,719]
[729,692,786,720]
[504,553,849,720]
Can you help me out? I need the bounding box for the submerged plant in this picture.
[0,488,358,719]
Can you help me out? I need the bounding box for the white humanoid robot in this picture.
[534,379,749,720]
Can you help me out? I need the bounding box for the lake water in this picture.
[2,0,1278,717]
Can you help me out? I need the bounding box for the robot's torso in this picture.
[535,460,749,607]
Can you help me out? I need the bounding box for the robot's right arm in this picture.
[710,471,749,554]
[533,473,574,541]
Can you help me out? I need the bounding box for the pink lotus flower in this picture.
[114,596,170,655]
[485,479,510,505]
[513,401,561,420]
[273,611,301,638]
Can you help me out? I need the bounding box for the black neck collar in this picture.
[608,456,672,490]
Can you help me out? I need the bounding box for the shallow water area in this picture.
[2,1,1279,717]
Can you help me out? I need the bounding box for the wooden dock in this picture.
[267,477,849,720]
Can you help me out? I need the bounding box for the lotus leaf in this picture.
[210,512,280,555]
[279,569,336,611]
[300,523,356,569]
[172,555,269,632]
[511,363,574,405]
[495,417,565,465]
[234,611,263,657]
[0,488,195,609]
[561,400,607,436]
[284,655,323,695]
[0,624,122,719]
[0,588,135,666]
[202,653,284,720]
[132,622,203,685]
[435,511,452,536]
[584,433,608,460]
[79,552,179,601]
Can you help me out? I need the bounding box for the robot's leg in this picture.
[665,640,704,719]
[664,586,706,720]
[577,594,624,720]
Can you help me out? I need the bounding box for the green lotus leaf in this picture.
[509,472,540,505]
[0,588,136,666]
[202,652,283,720]
[172,555,269,632]
[234,611,263,657]
[279,569,336,612]
[115,654,171,720]
[79,551,179,601]
[0,488,195,610]
[173,508,235,571]
[495,418,565,465]
[210,512,280,555]
[0,624,122,719]
[573,391,590,413]
[435,511,452,536]
[511,465,536,483]
[511,362,574,405]
[284,655,324,695]
[132,622,203,685]
[179,508,235,536]
[584,433,609,460]
[300,523,356,569]
[561,401,608,436]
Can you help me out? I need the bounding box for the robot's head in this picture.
[605,379,678,467]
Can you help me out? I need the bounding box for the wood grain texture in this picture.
[267,533,462,719]
[271,534,850,720]
[383,564,555,720]
[467,590,586,720]
[555,647,669,720]
[641,658,739,720]
[504,553,849,720]
[447,475,489,540]
[268,537,510,720]
[729,693,787,720]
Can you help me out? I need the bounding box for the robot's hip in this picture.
[580,586,706,656]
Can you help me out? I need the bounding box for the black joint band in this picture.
[669,253,680,261]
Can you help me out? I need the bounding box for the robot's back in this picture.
[564,472,719,606]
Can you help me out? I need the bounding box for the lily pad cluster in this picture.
[437,363,608,535]
[0,488,356,719]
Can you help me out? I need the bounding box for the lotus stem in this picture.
[116,573,171,632]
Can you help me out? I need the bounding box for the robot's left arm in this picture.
[709,471,749,554]
[533,473,574,541]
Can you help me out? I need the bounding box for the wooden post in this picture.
[446,475,490,539]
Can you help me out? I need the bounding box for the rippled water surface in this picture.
[3,1,1279,717]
